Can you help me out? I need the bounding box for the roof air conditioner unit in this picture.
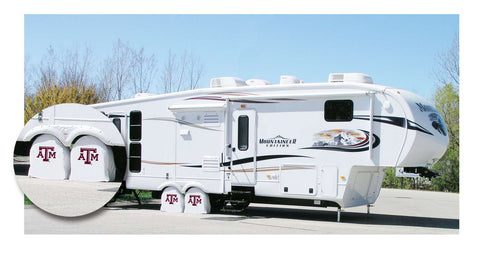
[328,73,373,84]
[280,75,303,84]
[210,77,247,88]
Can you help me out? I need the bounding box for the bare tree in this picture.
[160,49,205,93]
[100,39,133,101]
[186,51,204,90]
[160,50,177,94]
[37,46,94,89]
[131,47,158,94]
[24,55,35,98]
[39,46,59,87]
[59,47,93,87]
[433,34,459,87]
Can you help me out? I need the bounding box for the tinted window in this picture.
[324,100,353,122]
[113,118,121,133]
[129,110,142,141]
[130,110,142,125]
[238,115,249,151]
[129,143,141,172]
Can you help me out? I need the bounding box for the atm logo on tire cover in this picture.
[78,148,99,164]
[165,194,179,204]
[188,195,202,206]
[36,146,56,162]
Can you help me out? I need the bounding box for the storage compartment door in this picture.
[280,164,316,196]
[320,166,338,197]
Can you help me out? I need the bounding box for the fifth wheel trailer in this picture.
[16,73,449,221]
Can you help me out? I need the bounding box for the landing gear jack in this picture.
[367,204,373,215]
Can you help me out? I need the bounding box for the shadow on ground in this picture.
[106,202,459,230]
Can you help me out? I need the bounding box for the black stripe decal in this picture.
[182,154,311,168]
[353,115,433,136]
[353,115,406,128]
[407,120,434,136]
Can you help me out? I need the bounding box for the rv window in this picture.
[129,143,141,172]
[324,100,353,122]
[129,110,142,141]
[238,115,249,151]
[113,118,121,133]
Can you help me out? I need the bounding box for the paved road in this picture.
[24,188,459,234]
[17,176,120,217]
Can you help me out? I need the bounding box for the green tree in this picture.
[24,82,100,123]
[430,83,459,192]
[382,168,412,189]
[24,46,100,123]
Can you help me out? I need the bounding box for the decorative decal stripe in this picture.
[186,93,304,104]
[144,117,221,131]
[353,115,406,128]
[142,160,187,165]
[353,115,433,136]
[209,92,257,96]
[222,154,310,167]
[407,120,434,136]
[302,130,380,152]
[231,166,313,173]
[186,96,273,104]
[182,154,311,168]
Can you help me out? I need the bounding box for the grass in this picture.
[113,190,153,202]
[24,195,33,205]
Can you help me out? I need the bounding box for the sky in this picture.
[24,14,458,99]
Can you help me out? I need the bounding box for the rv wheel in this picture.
[209,194,227,212]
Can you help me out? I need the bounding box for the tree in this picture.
[24,46,100,123]
[24,82,100,123]
[430,83,459,192]
[160,50,204,93]
[433,34,459,88]
[99,39,133,101]
[131,47,158,94]
[429,33,460,193]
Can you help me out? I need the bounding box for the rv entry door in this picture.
[230,109,257,185]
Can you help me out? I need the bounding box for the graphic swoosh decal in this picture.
[182,154,311,168]
[302,131,380,152]
[354,115,433,136]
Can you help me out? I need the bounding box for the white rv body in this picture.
[91,73,448,208]
[17,73,449,212]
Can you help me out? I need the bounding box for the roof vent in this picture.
[280,75,303,84]
[210,77,247,88]
[245,79,272,86]
[328,73,373,84]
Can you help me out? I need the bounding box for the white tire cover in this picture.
[29,134,70,180]
[184,187,211,214]
[70,136,115,182]
[160,187,185,213]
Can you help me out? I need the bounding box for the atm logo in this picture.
[187,195,202,206]
[36,146,56,162]
[78,148,99,164]
[165,194,178,204]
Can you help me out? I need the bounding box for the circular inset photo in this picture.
[14,103,126,217]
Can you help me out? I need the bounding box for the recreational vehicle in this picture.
[15,73,449,221]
